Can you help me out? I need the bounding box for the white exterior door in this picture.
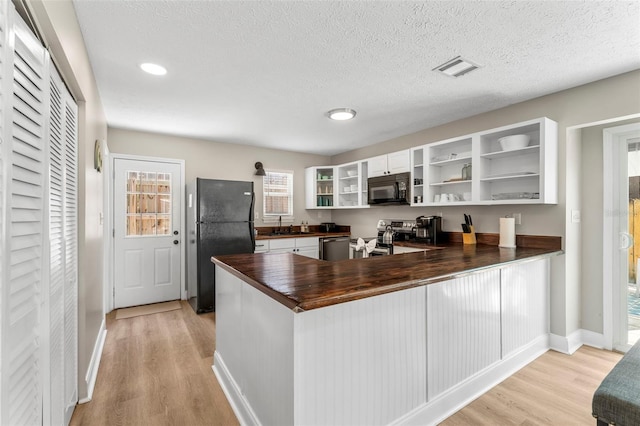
[114,158,182,308]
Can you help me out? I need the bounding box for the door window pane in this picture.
[125,170,172,236]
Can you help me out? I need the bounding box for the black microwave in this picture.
[367,172,410,205]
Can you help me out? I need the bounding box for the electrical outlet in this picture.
[513,213,521,225]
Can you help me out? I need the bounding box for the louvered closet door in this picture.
[0,7,49,426]
[0,1,7,421]
[48,65,78,425]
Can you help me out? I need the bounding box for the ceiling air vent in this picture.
[433,56,481,78]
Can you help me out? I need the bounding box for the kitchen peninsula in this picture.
[212,243,561,425]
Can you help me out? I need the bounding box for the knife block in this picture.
[462,225,476,245]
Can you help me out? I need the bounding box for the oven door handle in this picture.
[394,182,400,200]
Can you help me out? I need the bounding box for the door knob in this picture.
[173,240,179,245]
[173,230,179,235]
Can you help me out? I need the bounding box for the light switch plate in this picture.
[571,210,581,223]
[513,213,521,225]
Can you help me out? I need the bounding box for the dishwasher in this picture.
[319,236,350,261]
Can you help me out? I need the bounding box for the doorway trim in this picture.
[603,122,640,352]
[107,153,186,313]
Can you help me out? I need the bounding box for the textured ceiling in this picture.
[72,0,640,156]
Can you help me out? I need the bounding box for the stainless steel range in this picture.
[376,218,417,241]
[349,219,419,258]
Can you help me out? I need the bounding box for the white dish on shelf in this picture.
[346,170,357,177]
[491,192,539,200]
[431,153,457,162]
[499,134,530,151]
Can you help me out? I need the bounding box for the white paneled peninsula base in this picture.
[212,252,555,425]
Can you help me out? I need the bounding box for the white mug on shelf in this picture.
[450,193,458,202]
[434,194,440,203]
[440,193,449,203]
[463,192,472,201]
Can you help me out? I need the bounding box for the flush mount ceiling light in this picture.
[140,62,167,76]
[433,56,481,78]
[327,108,357,121]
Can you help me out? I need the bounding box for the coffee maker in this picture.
[415,216,443,244]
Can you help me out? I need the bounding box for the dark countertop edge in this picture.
[212,248,562,313]
[212,258,301,310]
[294,251,561,311]
[255,232,350,240]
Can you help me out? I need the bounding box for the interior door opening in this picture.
[627,138,640,346]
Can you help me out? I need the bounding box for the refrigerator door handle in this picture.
[250,192,255,222]
[250,192,256,252]
[250,224,256,252]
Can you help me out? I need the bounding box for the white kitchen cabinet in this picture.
[258,237,320,259]
[411,147,425,205]
[294,237,320,259]
[366,149,410,177]
[335,161,370,208]
[254,240,269,253]
[367,155,388,178]
[305,166,335,209]
[424,135,474,206]
[414,117,557,206]
[477,117,557,204]
[306,117,557,209]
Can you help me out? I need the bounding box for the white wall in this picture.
[27,0,108,400]
[107,128,333,227]
[331,70,640,338]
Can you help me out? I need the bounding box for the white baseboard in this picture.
[213,351,259,426]
[78,319,107,404]
[395,335,550,426]
[550,329,605,354]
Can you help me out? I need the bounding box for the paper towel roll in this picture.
[499,217,516,248]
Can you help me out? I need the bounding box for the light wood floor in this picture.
[70,301,238,426]
[71,301,622,426]
[441,345,621,425]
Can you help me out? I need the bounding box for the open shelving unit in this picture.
[410,117,557,206]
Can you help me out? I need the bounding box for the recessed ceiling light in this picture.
[140,63,167,76]
[327,108,356,121]
[433,56,481,78]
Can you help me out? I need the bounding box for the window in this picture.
[263,170,294,218]
[125,171,172,236]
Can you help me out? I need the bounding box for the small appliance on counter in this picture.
[375,218,416,241]
[415,216,443,244]
[320,222,336,232]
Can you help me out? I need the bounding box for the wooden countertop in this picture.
[255,231,350,240]
[212,243,561,312]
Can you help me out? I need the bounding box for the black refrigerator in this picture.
[186,178,255,313]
